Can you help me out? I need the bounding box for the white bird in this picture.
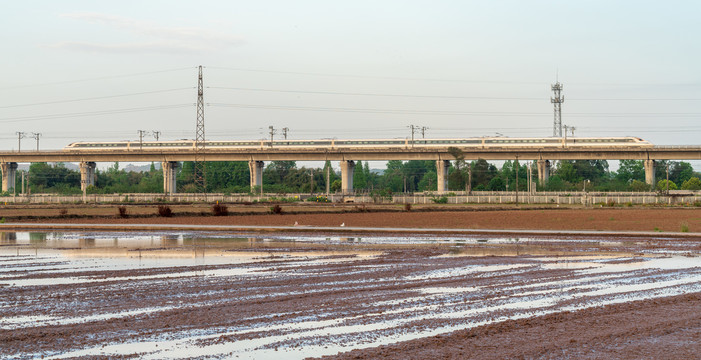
[294,221,299,226]
[340,223,345,227]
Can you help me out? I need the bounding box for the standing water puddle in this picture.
[0,231,699,359]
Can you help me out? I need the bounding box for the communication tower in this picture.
[551,80,564,137]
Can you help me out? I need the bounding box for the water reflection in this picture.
[0,232,17,244]
[29,232,47,244]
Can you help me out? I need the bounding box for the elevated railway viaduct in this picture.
[1,145,700,194]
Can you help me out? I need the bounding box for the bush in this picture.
[306,195,330,203]
[629,180,651,192]
[270,204,283,214]
[58,209,68,217]
[681,222,690,233]
[431,196,448,204]
[157,205,173,217]
[404,203,412,212]
[212,203,229,216]
[117,206,128,218]
[606,199,616,207]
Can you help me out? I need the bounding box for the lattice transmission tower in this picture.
[551,80,564,137]
[194,65,207,194]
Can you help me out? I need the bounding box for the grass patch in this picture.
[681,222,690,233]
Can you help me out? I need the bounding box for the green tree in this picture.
[656,179,677,191]
[267,161,297,183]
[671,161,694,185]
[28,162,80,193]
[616,160,645,183]
[469,159,496,190]
[447,147,467,190]
[544,175,571,191]
[417,170,437,191]
[630,180,652,192]
[487,176,505,191]
[382,160,405,192]
[353,161,367,190]
[681,177,701,190]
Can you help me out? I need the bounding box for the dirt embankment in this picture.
[9,205,701,233]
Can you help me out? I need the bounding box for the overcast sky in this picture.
[2,1,700,169]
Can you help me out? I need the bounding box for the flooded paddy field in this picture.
[1,231,700,359]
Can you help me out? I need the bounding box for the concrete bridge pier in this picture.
[79,162,96,191]
[248,160,264,193]
[644,159,656,186]
[162,161,179,194]
[1,162,18,193]
[537,159,550,185]
[436,160,450,193]
[340,160,355,194]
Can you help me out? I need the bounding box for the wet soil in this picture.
[1,234,700,359]
[323,293,701,360]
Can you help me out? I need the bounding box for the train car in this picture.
[64,136,653,151]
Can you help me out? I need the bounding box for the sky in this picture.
[1,1,700,169]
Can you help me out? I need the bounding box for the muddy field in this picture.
[12,205,701,233]
[1,231,700,359]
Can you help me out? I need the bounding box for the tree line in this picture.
[11,157,701,195]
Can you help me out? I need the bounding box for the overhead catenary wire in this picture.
[208,103,701,117]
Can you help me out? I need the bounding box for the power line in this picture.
[1,67,194,89]
[0,104,193,123]
[206,66,544,85]
[0,87,194,109]
[209,86,701,102]
[208,86,543,100]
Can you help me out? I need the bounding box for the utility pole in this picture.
[282,127,289,140]
[152,131,161,141]
[420,126,428,139]
[268,126,276,146]
[551,79,564,137]
[326,165,330,195]
[16,132,25,152]
[137,130,147,149]
[666,163,670,195]
[310,169,314,194]
[467,163,472,195]
[409,125,416,147]
[31,132,41,151]
[526,162,531,193]
[515,156,519,205]
[194,65,207,195]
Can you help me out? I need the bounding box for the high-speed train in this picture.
[64,136,652,151]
